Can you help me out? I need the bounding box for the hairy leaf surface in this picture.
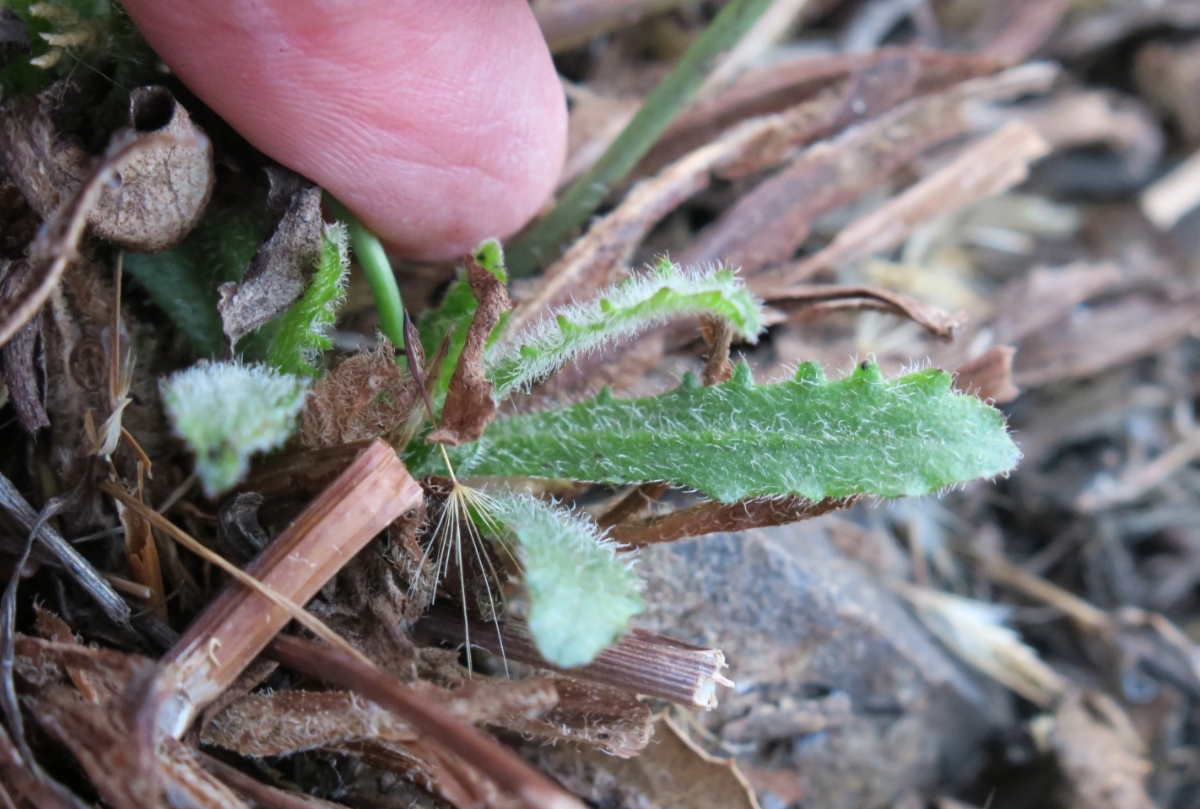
[442,361,1020,502]
[267,224,348,377]
[487,492,642,667]
[485,258,762,400]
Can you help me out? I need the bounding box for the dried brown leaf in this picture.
[86,86,214,252]
[681,63,1057,275]
[267,634,582,809]
[953,346,1019,404]
[760,283,963,340]
[530,715,759,809]
[428,255,510,445]
[300,340,419,449]
[341,737,517,809]
[609,495,849,547]
[510,61,921,331]
[1052,690,1155,809]
[206,679,557,757]
[503,678,652,758]
[646,47,1006,176]
[22,682,165,809]
[989,262,1123,346]
[218,186,323,345]
[204,690,420,755]
[1013,291,1200,388]
[777,120,1050,282]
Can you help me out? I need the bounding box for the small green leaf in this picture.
[487,492,642,667]
[267,224,349,377]
[438,361,1020,502]
[161,362,307,497]
[485,258,762,400]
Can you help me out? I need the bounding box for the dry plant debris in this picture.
[4,2,1200,808]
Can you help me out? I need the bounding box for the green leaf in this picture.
[485,258,762,400]
[161,362,307,497]
[486,492,641,667]
[439,361,1020,503]
[124,203,270,357]
[266,223,348,377]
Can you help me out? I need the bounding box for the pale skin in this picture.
[119,0,568,261]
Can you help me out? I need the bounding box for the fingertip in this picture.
[122,0,566,260]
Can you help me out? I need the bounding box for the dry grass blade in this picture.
[198,753,346,809]
[0,129,190,347]
[119,439,421,737]
[508,79,905,332]
[682,63,1057,274]
[267,634,584,809]
[776,120,1051,283]
[759,284,962,340]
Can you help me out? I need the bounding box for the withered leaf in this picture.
[502,678,652,758]
[87,86,214,253]
[760,283,963,341]
[681,63,1056,275]
[204,690,420,756]
[218,186,323,345]
[609,495,849,546]
[428,254,510,445]
[300,340,419,450]
[529,715,758,809]
[205,679,557,758]
[954,346,1019,404]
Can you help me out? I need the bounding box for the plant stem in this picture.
[505,0,776,278]
[326,196,406,349]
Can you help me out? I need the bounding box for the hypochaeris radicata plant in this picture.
[161,222,1018,668]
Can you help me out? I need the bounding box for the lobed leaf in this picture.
[267,223,349,377]
[161,361,307,496]
[486,492,642,667]
[439,360,1020,503]
[485,257,762,400]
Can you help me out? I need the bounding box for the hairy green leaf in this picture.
[161,362,307,496]
[441,361,1020,502]
[267,224,348,377]
[485,258,762,400]
[486,492,641,667]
